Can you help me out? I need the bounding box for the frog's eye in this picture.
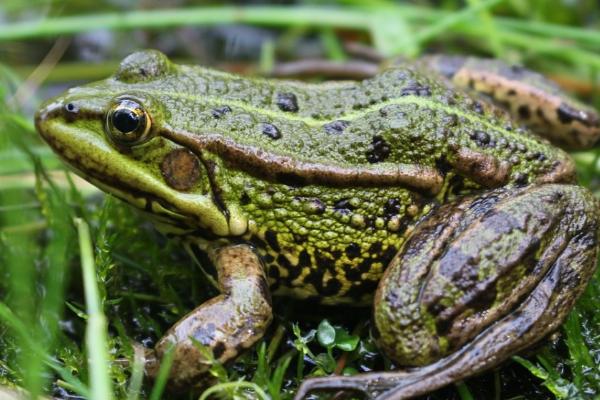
[105,98,152,146]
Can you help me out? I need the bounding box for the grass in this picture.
[1,0,600,399]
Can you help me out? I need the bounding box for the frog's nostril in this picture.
[65,102,79,114]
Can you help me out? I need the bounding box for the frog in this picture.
[35,50,600,399]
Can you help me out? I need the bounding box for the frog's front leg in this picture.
[145,244,272,388]
[296,184,599,400]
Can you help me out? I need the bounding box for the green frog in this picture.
[35,50,600,399]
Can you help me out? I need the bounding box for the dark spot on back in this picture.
[366,135,391,163]
[334,199,354,214]
[261,123,282,139]
[323,120,350,134]
[211,105,232,118]
[533,152,546,161]
[472,101,484,114]
[470,131,491,148]
[507,89,516,96]
[308,198,326,214]
[400,82,431,97]
[276,92,299,112]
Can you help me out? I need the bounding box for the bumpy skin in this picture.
[35,50,600,398]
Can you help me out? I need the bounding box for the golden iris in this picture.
[105,98,151,145]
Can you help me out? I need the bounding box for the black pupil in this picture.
[112,108,140,133]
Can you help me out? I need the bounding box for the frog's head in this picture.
[35,50,247,238]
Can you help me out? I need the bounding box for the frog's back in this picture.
[115,53,571,190]
[136,56,570,303]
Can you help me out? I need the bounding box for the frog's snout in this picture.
[35,96,91,143]
[35,98,61,141]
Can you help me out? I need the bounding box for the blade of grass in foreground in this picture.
[75,218,113,400]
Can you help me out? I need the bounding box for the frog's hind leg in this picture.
[295,184,599,400]
[145,244,272,388]
[422,55,600,149]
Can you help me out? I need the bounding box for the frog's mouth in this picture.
[35,97,241,238]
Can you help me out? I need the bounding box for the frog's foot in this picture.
[146,244,272,388]
[295,184,599,400]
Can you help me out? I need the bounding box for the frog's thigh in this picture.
[423,55,600,149]
[295,184,599,400]
[147,244,272,388]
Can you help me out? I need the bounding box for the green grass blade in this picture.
[76,218,113,400]
[126,345,145,400]
[148,344,175,400]
[0,6,370,41]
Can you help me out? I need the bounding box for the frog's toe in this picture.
[294,374,396,400]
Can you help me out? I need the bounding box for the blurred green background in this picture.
[1,1,599,399]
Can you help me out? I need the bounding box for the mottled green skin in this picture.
[36,50,573,301]
[35,50,600,397]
